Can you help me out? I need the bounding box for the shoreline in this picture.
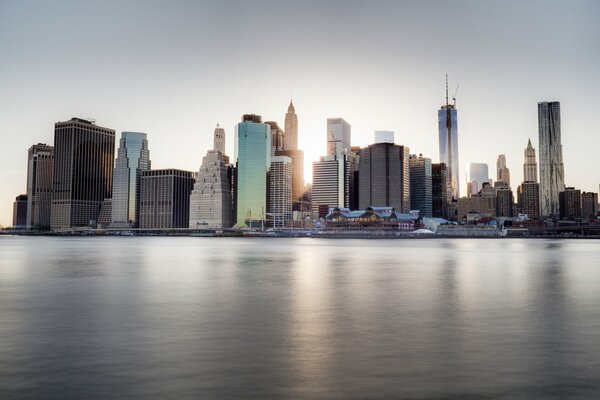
[2,230,599,239]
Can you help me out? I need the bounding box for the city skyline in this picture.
[1,1,599,227]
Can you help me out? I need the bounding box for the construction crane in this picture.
[452,85,459,107]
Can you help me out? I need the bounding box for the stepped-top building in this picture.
[189,125,233,229]
[111,132,151,228]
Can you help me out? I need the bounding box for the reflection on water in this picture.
[1,237,599,399]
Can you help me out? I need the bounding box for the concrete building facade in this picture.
[26,143,54,228]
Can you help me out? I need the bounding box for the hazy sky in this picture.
[1,0,599,226]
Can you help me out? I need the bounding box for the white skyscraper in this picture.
[270,156,292,228]
[189,125,232,228]
[326,118,351,156]
[312,154,349,218]
[189,150,232,229]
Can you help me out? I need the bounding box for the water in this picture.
[1,237,599,399]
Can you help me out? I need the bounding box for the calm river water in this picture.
[1,237,599,399]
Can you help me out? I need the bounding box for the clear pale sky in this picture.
[1,0,599,227]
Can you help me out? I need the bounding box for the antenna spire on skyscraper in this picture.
[445,74,449,106]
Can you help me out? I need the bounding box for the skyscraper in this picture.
[538,101,565,218]
[12,195,28,228]
[139,169,194,229]
[581,192,598,221]
[432,163,448,218]
[496,154,511,187]
[517,181,540,219]
[327,118,351,156]
[235,114,271,227]
[266,121,285,155]
[284,100,298,151]
[358,143,410,213]
[559,187,581,220]
[189,150,232,229]
[523,138,537,183]
[495,183,514,217]
[438,76,459,200]
[312,155,349,218]
[26,143,54,228]
[468,163,489,195]
[111,132,151,228]
[270,156,292,228]
[409,154,432,217]
[51,118,115,229]
[276,100,305,210]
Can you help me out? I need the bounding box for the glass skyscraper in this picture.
[468,163,489,195]
[111,132,151,228]
[327,118,351,156]
[438,78,459,200]
[235,114,271,227]
[409,154,432,217]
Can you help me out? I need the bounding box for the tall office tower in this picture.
[111,132,151,228]
[409,154,432,217]
[214,124,226,156]
[270,156,292,228]
[496,154,511,187]
[438,76,459,200]
[495,184,514,217]
[559,187,581,220]
[517,182,540,219]
[581,192,598,221]
[327,118,351,156]
[347,146,361,210]
[189,150,232,229]
[432,163,448,218]
[26,143,54,228]
[235,114,271,227]
[51,118,115,229]
[266,121,285,155]
[284,100,298,151]
[139,169,194,229]
[523,139,538,183]
[276,100,305,211]
[358,143,410,213]
[538,101,565,218]
[312,154,349,218]
[12,195,28,228]
[468,163,489,195]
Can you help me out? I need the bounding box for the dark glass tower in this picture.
[358,143,410,213]
[50,118,115,229]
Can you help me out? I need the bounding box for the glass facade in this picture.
[409,154,432,217]
[468,163,489,194]
[111,132,150,227]
[438,107,459,200]
[235,119,271,227]
[327,118,351,156]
